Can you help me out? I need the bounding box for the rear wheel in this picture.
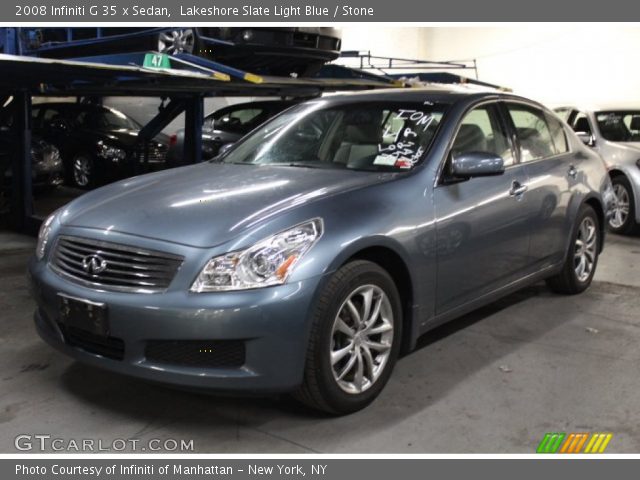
[608,175,638,235]
[294,260,402,415]
[546,204,601,294]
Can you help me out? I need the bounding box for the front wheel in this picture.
[71,154,95,189]
[294,260,402,415]
[546,204,601,295]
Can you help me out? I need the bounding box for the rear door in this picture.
[434,101,531,314]
[503,102,576,269]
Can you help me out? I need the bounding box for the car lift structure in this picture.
[0,51,400,233]
[336,51,510,91]
[1,45,506,234]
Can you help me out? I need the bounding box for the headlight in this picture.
[35,210,59,260]
[191,218,323,292]
[97,141,126,161]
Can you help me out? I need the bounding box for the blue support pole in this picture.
[10,91,33,230]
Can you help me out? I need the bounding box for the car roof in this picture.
[206,99,299,118]
[34,102,107,109]
[33,102,133,118]
[316,87,543,108]
[555,104,640,113]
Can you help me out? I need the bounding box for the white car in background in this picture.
[555,106,640,234]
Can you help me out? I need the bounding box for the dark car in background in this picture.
[13,27,342,77]
[167,100,299,164]
[1,104,64,194]
[32,103,169,189]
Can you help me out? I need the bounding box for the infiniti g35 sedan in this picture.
[555,105,640,235]
[29,89,615,414]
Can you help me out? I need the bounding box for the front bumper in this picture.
[28,255,324,393]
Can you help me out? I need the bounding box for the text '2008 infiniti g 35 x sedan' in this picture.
[28,88,616,414]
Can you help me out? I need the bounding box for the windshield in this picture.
[595,111,640,142]
[220,100,448,172]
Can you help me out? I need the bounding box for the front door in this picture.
[434,102,531,314]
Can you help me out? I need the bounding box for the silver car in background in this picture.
[555,106,640,234]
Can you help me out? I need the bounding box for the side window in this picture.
[451,104,514,166]
[545,113,569,154]
[572,112,592,136]
[507,104,555,162]
[41,107,72,130]
[42,108,62,124]
[215,108,265,133]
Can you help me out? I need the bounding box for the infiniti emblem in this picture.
[82,254,108,275]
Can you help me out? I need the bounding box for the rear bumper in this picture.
[29,257,324,393]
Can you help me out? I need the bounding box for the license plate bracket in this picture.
[58,294,109,337]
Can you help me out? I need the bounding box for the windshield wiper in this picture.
[275,162,340,169]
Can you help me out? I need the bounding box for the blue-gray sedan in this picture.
[29,88,615,414]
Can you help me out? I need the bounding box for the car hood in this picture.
[60,163,393,248]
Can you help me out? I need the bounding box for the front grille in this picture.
[59,323,125,360]
[145,340,246,368]
[50,236,183,293]
[136,144,168,164]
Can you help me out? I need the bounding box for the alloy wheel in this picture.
[73,156,91,187]
[330,285,394,395]
[574,216,597,282]
[609,183,630,229]
[158,29,195,55]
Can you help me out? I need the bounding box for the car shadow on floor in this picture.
[56,281,575,442]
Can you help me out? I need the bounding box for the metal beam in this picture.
[136,98,187,175]
[184,96,204,164]
[10,91,33,230]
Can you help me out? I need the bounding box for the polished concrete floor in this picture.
[1,231,639,453]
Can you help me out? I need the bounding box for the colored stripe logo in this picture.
[537,433,612,453]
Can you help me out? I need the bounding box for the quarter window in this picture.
[545,113,569,154]
[507,104,556,162]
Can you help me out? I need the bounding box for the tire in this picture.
[294,260,402,415]
[157,29,195,55]
[546,204,601,295]
[608,175,639,235]
[71,153,95,189]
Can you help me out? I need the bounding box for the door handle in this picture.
[509,181,528,199]
[568,165,578,179]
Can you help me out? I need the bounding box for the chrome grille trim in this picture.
[49,235,184,293]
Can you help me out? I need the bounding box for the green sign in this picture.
[143,53,171,69]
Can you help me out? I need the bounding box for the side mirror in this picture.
[576,132,595,147]
[450,151,505,178]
